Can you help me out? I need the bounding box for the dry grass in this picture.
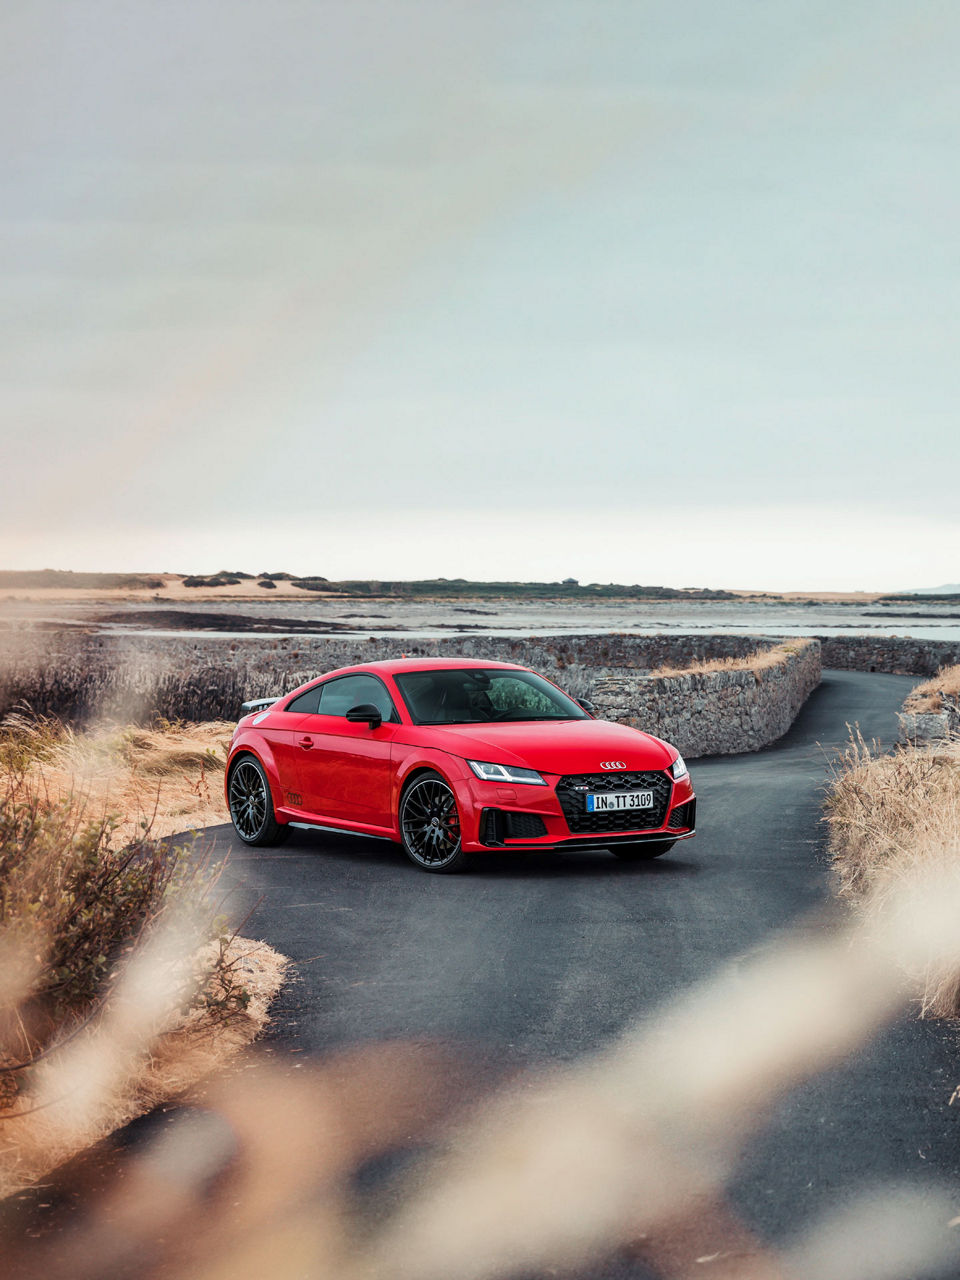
[903,663,960,713]
[824,730,960,1016]
[0,723,288,1195]
[2,713,233,842]
[647,638,812,679]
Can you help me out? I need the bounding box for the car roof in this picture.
[314,656,527,680]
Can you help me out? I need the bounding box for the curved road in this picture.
[214,670,960,1255]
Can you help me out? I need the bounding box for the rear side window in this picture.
[285,685,322,714]
[319,674,398,721]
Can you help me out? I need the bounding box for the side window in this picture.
[317,674,397,721]
[285,685,322,714]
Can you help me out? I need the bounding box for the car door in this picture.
[269,682,325,810]
[294,673,400,830]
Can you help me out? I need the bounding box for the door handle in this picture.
[298,736,314,749]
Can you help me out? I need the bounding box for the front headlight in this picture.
[670,754,688,781]
[467,760,547,786]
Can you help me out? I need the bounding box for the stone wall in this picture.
[1,629,822,743]
[897,662,960,743]
[816,636,960,676]
[898,703,960,744]
[590,639,822,759]
[389,633,778,670]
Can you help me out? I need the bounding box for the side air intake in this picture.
[241,697,279,716]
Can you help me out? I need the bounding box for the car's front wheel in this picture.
[399,771,468,873]
[227,755,289,846]
[610,839,676,861]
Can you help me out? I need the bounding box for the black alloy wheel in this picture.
[610,839,676,861]
[399,772,467,872]
[228,756,288,846]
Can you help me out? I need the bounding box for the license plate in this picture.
[586,790,654,812]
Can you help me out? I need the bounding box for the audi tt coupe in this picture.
[225,658,696,873]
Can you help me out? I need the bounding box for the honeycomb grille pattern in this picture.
[504,812,548,839]
[555,771,671,834]
[668,799,696,830]
[480,809,548,844]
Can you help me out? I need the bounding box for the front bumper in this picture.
[456,769,696,853]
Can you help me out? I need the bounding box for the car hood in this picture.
[432,718,675,776]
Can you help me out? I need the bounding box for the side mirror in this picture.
[346,703,383,729]
[577,698,596,715]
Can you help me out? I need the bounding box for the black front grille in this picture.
[556,771,672,834]
[668,798,696,830]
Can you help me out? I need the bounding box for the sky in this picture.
[2,0,958,591]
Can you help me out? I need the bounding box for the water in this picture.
[13,597,960,643]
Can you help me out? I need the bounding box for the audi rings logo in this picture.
[600,760,626,770]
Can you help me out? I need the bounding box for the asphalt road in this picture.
[213,669,960,1265]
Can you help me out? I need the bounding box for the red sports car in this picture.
[225,658,696,873]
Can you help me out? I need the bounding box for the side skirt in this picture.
[286,821,397,843]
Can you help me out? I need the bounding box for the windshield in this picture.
[394,668,588,725]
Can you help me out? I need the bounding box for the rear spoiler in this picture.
[241,696,280,717]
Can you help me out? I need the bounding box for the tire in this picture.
[399,771,469,873]
[227,755,290,846]
[610,839,676,861]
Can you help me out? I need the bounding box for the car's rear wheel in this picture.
[610,839,676,861]
[399,772,468,873]
[228,755,289,846]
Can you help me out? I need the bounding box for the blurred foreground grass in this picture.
[0,717,286,1197]
[825,728,960,1016]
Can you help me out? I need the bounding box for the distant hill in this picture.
[0,569,164,590]
[894,584,960,595]
[0,570,891,603]
[286,578,739,601]
[879,589,960,604]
